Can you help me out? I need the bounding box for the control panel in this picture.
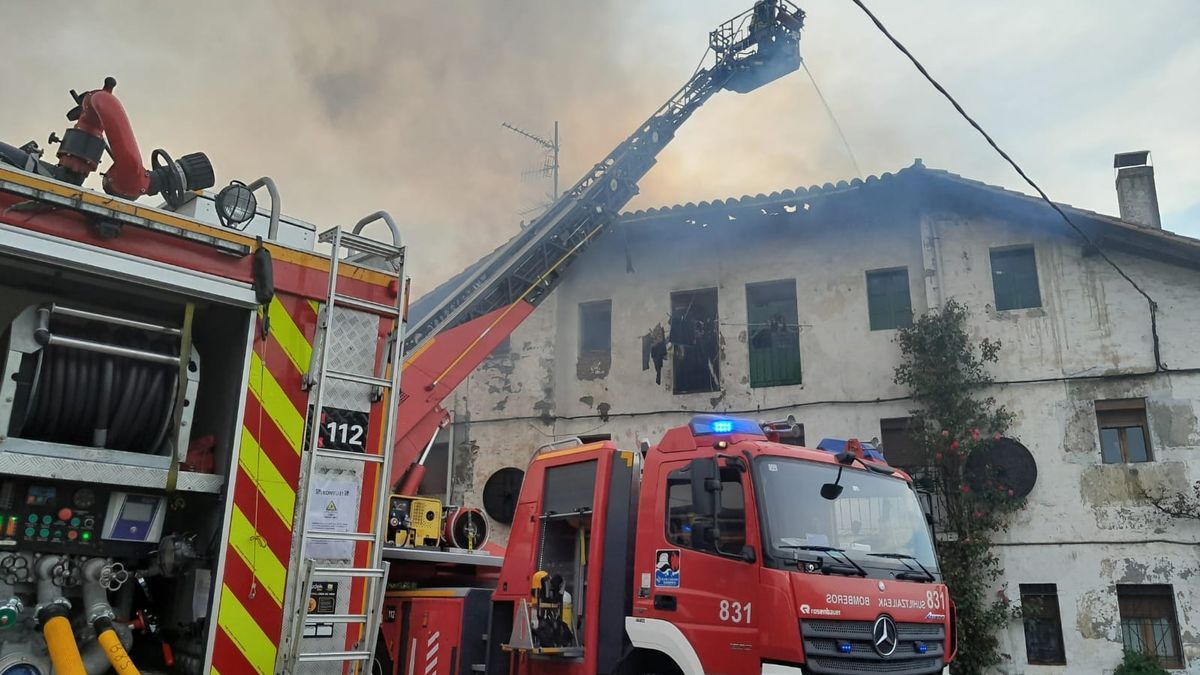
[0,480,105,555]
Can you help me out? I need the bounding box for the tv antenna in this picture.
[501,121,560,203]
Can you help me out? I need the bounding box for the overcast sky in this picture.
[5,1,1197,294]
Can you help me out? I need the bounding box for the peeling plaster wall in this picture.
[441,204,1200,671]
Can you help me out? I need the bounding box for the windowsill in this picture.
[990,305,1046,316]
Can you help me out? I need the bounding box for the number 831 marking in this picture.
[718,600,752,624]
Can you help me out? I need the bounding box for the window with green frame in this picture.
[745,280,801,387]
[991,246,1041,311]
[866,268,913,331]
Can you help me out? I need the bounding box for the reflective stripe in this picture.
[267,297,312,373]
[248,352,305,453]
[228,507,287,605]
[217,584,277,675]
[237,427,297,525]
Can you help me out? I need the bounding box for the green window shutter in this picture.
[991,247,1041,311]
[746,280,801,388]
[866,268,912,331]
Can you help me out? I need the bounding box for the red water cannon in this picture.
[54,77,214,206]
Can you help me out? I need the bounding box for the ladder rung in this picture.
[310,566,387,578]
[332,293,402,317]
[314,447,385,464]
[326,369,392,388]
[297,650,371,662]
[319,229,403,259]
[305,613,369,624]
[308,531,378,543]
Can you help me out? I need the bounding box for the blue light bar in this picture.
[688,415,765,437]
[838,641,853,654]
[914,641,928,654]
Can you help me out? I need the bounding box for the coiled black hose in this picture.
[20,327,180,454]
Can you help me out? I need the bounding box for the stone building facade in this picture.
[416,159,1200,673]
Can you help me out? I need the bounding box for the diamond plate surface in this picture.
[314,305,382,413]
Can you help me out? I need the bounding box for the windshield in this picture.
[754,456,939,573]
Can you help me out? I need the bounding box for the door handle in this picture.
[653,595,676,611]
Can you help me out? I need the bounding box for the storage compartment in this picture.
[0,251,250,674]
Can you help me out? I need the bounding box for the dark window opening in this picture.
[577,433,612,444]
[669,289,720,394]
[665,463,746,556]
[1020,583,1066,665]
[1118,585,1184,669]
[579,300,612,353]
[880,417,921,468]
[866,268,913,331]
[746,280,801,387]
[991,246,1041,311]
[1097,399,1152,464]
[482,467,525,525]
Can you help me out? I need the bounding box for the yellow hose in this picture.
[98,626,141,675]
[42,615,86,675]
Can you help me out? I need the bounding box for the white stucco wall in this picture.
[441,198,1200,673]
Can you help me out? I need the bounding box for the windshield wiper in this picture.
[868,552,936,582]
[779,544,867,577]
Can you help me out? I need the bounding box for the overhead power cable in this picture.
[848,0,1164,371]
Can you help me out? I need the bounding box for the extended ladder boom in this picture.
[391,1,805,488]
[404,1,805,354]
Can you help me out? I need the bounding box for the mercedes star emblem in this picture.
[872,615,899,657]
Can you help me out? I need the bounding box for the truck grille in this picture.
[801,619,945,675]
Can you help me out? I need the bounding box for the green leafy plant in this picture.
[1114,649,1170,675]
[893,300,1022,675]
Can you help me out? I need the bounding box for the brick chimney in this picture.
[1114,151,1161,228]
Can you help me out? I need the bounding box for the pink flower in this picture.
[941,430,950,437]
[973,511,983,519]
[950,440,960,451]
[960,484,971,494]
[1007,489,1015,497]
[993,433,1002,441]
[971,429,981,442]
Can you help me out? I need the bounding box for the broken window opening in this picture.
[1096,399,1152,464]
[669,288,720,394]
[990,246,1041,311]
[746,279,801,388]
[866,267,913,331]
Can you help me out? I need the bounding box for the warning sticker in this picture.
[654,549,680,588]
[303,581,338,638]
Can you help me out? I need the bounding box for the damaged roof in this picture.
[411,159,1200,319]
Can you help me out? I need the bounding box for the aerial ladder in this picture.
[390,0,807,494]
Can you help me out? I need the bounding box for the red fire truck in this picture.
[405,416,954,675]
[0,1,953,673]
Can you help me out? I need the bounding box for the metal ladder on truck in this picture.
[280,217,406,673]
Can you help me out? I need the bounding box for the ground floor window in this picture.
[1118,584,1184,669]
[1019,583,1066,665]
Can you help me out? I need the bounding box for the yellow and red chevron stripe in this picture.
[211,294,317,675]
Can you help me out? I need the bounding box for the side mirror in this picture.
[820,483,844,500]
[690,458,720,518]
[740,546,757,563]
[820,461,849,499]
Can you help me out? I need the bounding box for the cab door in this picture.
[646,458,761,674]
